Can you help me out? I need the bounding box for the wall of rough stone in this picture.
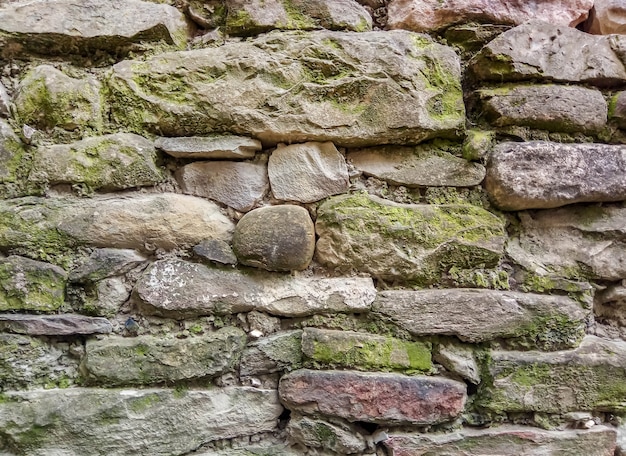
[1,0,626,455]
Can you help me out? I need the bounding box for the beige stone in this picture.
[155,135,261,160]
[585,0,626,35]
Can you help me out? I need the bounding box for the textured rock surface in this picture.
[434,341,481,384]
[348,143,485,187]
[0,314,112,335]
[373,289,587,349]
[155,135,261,159]
[268,142,349,203]
[287,414,368,454]
[279,369,467,425]
[485,142,626,210]
[585,0,626,34]
[0,119,24,183]
[471,21,626,86]
[0,387,282,456]
[135,259,376,317]
[193,239,238,266]
[233,205,315,271]
[108,30,464,145]
[596,282,626,326]
[176,161,268,212]
[0,81,10,117]
[29,133,164,191]
[69,248,147,283]
[384,426,617,456]
[387,0,593,31]
[315,193,506,284]
[240,330,303,376]
[478,85,607,134]
[612,91,626,129]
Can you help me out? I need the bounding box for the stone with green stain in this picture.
[302,328,432,372]
[0,119,28,184]
[287,413,368,454]
[315,193,506,285]
[462,129,495,161]
[240,330,303,376]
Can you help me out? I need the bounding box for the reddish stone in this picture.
[279,369,466,425]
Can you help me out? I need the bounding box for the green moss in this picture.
[447,267,510,290]
[0,258,66,312]
[282,0,317,29]
[313,422,337,446]
[511,314,585,351]
[418,55,464,123]
[354,16,370,32]
[129,393,161,412]
[521,275,556,293]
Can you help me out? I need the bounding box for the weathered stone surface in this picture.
[0,255,67,312]
[240,330,303,376]
[315,193,506,284]
[287,414,368,454]
[471,21,626,87]
[596,281,626,326]
[462,129,495,161]
[279,369,466,425]
[384,426,617,456]
[373,289,587,349]
[485,142,626,211]
[193,239,238,265]
[611,91,626,129]
[29,133,164,190]
[478,85,607,134]
[84,327,246,385]
[108,30,464,146]
[434,341,481,384]
[0,81,10,117]
[585,0,626,35]
[444,24,514,52]
[69,248,147,283]
[0,314,111,336]
[14,65,103,131]
[155,135,261,159]
[0,333,80,389]
[480,336,626,413]
[0,387,282,456]
[0,119,25,183]
[135,259,376,317]
[268,142,349,203]
[0,0,188,57]
[176,161,268,212]
[225,0,372,35]
[84,277,130,318]
[387,0,592,32]
[348,143,485,188]
[507,204,626,281]
[233,205,315,271]
[302,328,432,371]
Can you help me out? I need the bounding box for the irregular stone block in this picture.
[268,142,349,203]
[29,133,165,191]
[14,65,103,131]
[387,0,593,32]
[176,161,268,212]
[84,327,246,386]
[507,204,626,281]
[84,277,130,318]
[155,135,261,159]
[373,289,587,350]
[301,328,432,371]
[0,387,282,456]
[0,314,112,336]
[485,142,626,211]
[0,0,188,57]
[610,91,626,129]
[434,342,481,384]
[279,369,467,425]
[193,239,238,266]
[0,119,25,183]
[348,143,485,188]
[0,81,10,117]
[384,425,616,456]
[585,0,626,35]
[287,414,368,454]
[0,255,66,312]
[240,330,303,376]
[462,129,495,161]
[135,259,376,317]
[315,193,506,285]
[478,85,607,134]
[470,21,626,87]
[596,282,626,326]
[108,30,464,146]
[233,205,315,271]
[69,248,147,283]
[480,336,626,414]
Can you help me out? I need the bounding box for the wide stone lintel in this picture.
[0,314,112,336]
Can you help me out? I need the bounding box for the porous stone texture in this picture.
[0,314,112,336]
[596,282,626,326]
[387,0,593,31]
[287,414,369,454]
[485,141,626,210]
[478,85,608,134]
[470,21,626,87]
[373,289,587,349]
[0,0,188,57]
[347,143,486,187]
[480,336,626,414]
[84,327,246,386]
[108,30,465,145]
[240,330,303,376]
[29,133,164,191]
[0,81,10,117]
[84,277,130,317]
[585,0,626,34]
[193,239,238,266]
[301,328,432,371]
[268,142,349,203]
[155,135,261,159]
[383,426,617,456]
[0,387,282,456]
[434,342,481,384]
[233,205,315,271]
[0,119,24,183]
[14,65,103,131]
[69,248,147,283]
[135,258,376,317]
[315,193,506,284]
[176,161,268,212]
[279,369,467,425]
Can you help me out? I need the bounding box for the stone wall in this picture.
[0,0,626,455]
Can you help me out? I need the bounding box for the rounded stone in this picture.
[233,205,315,272]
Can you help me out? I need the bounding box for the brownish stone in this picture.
[0,314,112,336]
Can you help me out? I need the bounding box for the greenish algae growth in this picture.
[129,393,162,413]
[313,422,337,446]
[282,0,317,29]
[0,260,66,312]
